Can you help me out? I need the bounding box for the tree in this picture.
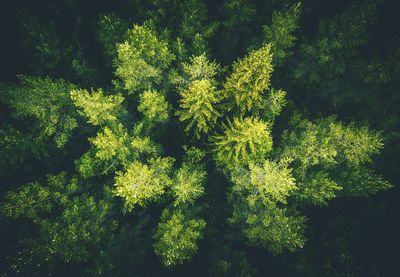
[177,79,222,138]
[138,90,169,123]
[97,13,129,63]
[115,22,175,94]
[223,44,274,114]
[1,173,116,268]
[2,75,78,148]
[263,2,301,66]
[153,208,206,266]
[293,0,377,92]
[18,16,61,74]
[71,88,126,126]
[0,1,396,275]
[228,159,306,254]
[114,157,174,210]
[171,147,206,206]
[213,116,273,170]
[279,115,391,205]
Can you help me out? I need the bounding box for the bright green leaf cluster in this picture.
[3,75,78,148]
[213,117,273,170]
[115,22,175,93]
[114,157,174,210]
[71,88,126,126]
[89,123,130,162]
[153,208,206,266]
[263,3,301,66]
[224,44,273,114]
[229,163,305,254]
[280,115,389,204]
[177,79,222,138]
[174,54,219,90]
[248,159,297,204]
[262,88,287,121]
[174,147,207,205]
[242,203,306,254]
[138,90,169,122]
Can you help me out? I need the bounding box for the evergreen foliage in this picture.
[2,75,78,148]
[0,1,397,275]
[224,44,274,114]
[153,208,206,266]
[115,22,175,93]
[213,117,273,169]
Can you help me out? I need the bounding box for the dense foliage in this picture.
[0,0,399,276]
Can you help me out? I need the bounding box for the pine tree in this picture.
[213,116,273,170]
[153,208,206,266]
[223,44,274,114]
[2,75,78,148]
[71,88,126,126]
[115,22,175,93]
[263,3,301,66]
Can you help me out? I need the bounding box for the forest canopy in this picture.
[0,0,399,276]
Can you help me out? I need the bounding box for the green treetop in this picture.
[213,116,273,170]
[97,13,129,63]
[228,159,305,254]
[223,44,274,114]
[279,115,391,205]
[171,147,206,206]
[1,173,116,264]
[173,54,219,90]
[263,3,301,66]
[2,75,78,148]
[89,123,130,163]
[114,157,174,211]
[138,90,169,123]
[177,79,222,138]
[71,88,126,126]
[248,159,297,204]
[174,54,222,138]
[115,22,175,93]
[294,0,377,89]
[153,208,206,266]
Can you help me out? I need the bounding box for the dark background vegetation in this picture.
[0,0,399,276]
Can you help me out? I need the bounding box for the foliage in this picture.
[263,3,301,66]
[177,79,222,138]
[279,115,391,205]
[89,123,130,162]
[213,117,273,170]
[173,54,220,91]
[18,16,60,73]
[71,88,126,126]
[97,13,129,62]
[229,160,305,254]
[224,44,274,114]
[171,147,206,205]
[153,208,206,266]
[1,173,116,264]
[114,157,174,210]
[0,0,396,275]
[2,75,78,148]
[115,22,175,93]
[138,90,169,122]
[294,0,377,90]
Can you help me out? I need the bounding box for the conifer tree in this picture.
[115,22,175,93]
[263,2,301,66]
[223,44,274,114]
[2,75,78,148]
